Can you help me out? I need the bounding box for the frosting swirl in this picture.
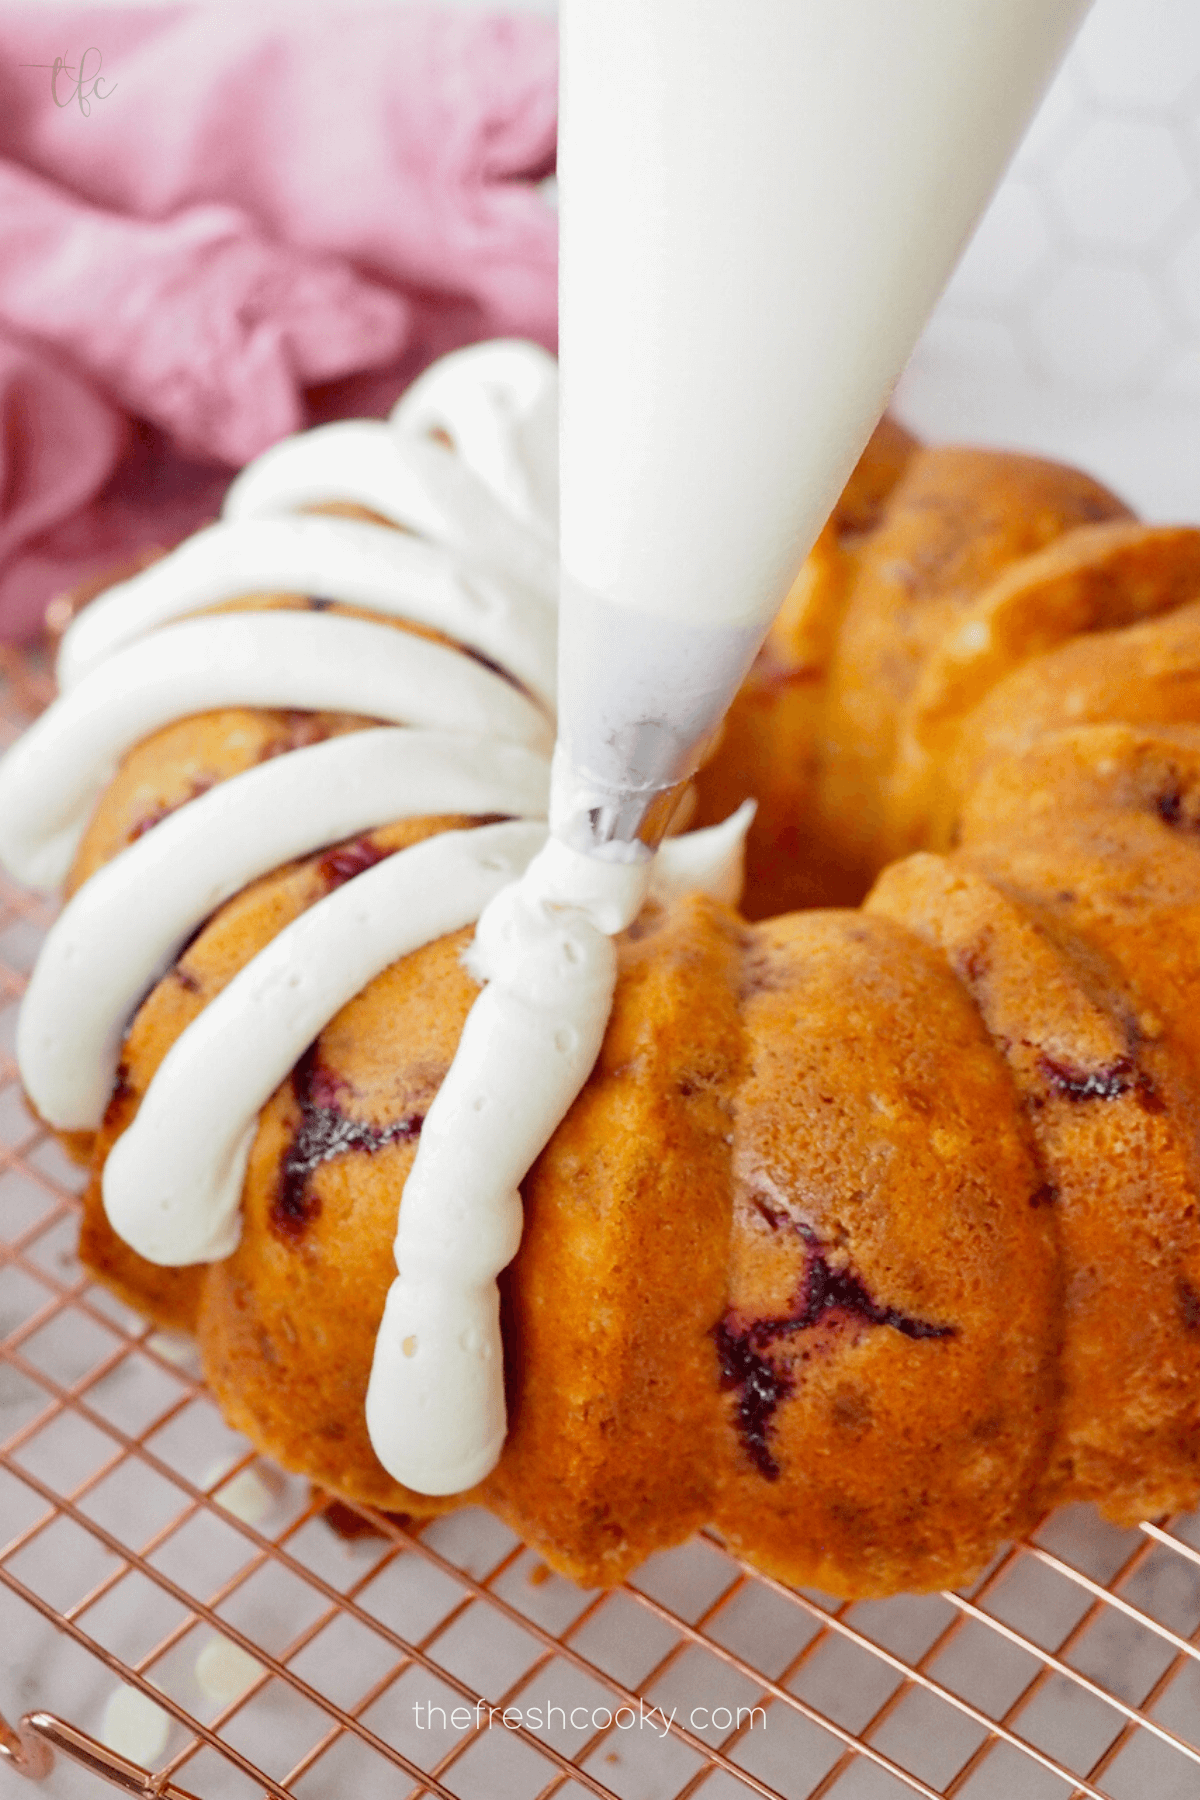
[0,339,751,1494]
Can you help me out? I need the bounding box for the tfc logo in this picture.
[19,47,116,117]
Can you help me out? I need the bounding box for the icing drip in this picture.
[0,339,752,1497]
[368,818,751,1496]
[368,838,648,1494]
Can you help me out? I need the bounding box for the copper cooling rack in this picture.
[4,648,1200,1800]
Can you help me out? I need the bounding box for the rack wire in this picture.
[3,645,1200,1800]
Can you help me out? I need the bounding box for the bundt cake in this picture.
[4,340,1200,1598]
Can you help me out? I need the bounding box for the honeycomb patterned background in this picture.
[432,0,1200,515]
[87,0,1200,519]
[897,0,1200,520]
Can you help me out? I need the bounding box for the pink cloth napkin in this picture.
[0,6,558,641]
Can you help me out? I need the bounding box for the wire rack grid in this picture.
[3,648,1200,1800]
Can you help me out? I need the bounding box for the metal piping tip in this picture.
[548,746,693,862]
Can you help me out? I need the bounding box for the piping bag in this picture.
[368,0,1096,1496]
[551,0,1094,861]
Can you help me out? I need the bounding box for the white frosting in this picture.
[367,817,752,1493]
[104,821,548,1266]
[57,514,557,708]
[393,339,559,534]
[223,421,558,604]
[652,799,755,911]
[0,611,550,892]
[20,729,549,1131]
[0,339,752,1497]
[369,840,646,1493]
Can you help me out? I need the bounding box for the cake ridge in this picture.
[5,342,1200,1591]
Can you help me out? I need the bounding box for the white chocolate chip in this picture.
[195,1637,264,1707]
[952,618,991,656]
[145,1330,199,1371]
[204,1459,282,1525]
[100,1685,169,1764]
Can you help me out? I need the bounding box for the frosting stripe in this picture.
[0,611,552,891]
[392,340,559,535]
[102,820,549,1268]
[18,728,552,1133]
[369,843,627,1496]
[366,817,756,1496]
[222,422,558,603]
[56,514,557,707]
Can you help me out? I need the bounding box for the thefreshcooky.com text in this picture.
[412,1699,766,1737]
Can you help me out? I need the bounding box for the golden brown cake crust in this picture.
[694,442,1134,912]
[713,909,1059,1596]
[67,423,1200,1595]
